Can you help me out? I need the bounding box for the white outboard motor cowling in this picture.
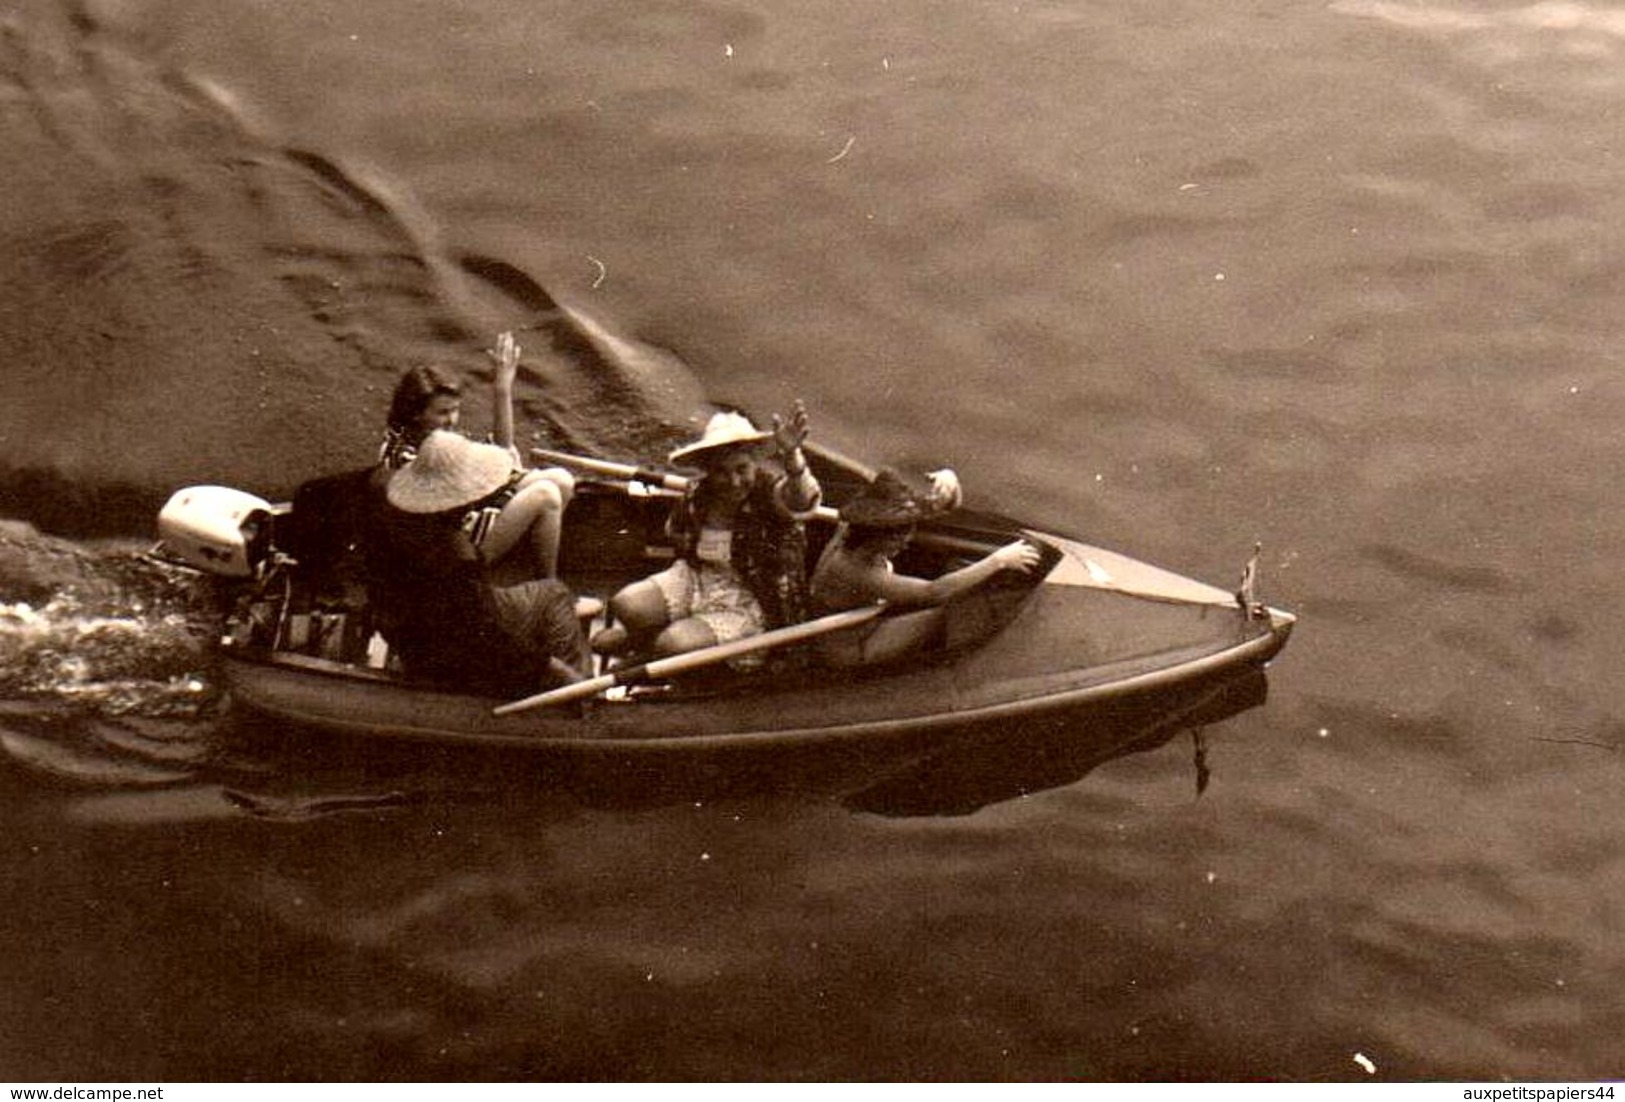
[157,485,274,578]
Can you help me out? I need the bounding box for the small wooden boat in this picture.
[156,445,1295,756]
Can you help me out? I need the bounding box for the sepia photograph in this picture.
[0,0,1619,1085]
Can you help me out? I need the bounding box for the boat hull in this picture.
[219,527,1294,754]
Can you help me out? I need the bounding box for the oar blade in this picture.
[492,672,616,716]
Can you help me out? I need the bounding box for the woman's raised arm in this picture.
[487,331,520,452]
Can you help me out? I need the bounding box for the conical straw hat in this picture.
[668,411,773,465]
[386,430,515,514]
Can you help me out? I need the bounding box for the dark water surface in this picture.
[3,0,1622,1081]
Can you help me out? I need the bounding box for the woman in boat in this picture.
[809,467,1042,667]
[594,404,821,659]
[369,429,591,695]
[378,332,575,580]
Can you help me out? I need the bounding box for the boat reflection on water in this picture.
[842,667,1269,817]
[219,666,1271,819]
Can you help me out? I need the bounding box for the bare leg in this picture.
[651,617,719,658]
[822,608,946,667]
[608,577,670,634]
[481,468,575,580]
[592,576,671,655]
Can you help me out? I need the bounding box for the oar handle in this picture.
[493,604,885,716]
[530,448,691,492]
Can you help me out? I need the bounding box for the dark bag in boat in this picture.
[279,467,382,603]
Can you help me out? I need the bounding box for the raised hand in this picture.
[770,399,811,460]
[925,468,963,512]
[487,331,521,392]
[487,331,521,449]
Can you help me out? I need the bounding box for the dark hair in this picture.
[386,366,462,434]
[845,521,914,553]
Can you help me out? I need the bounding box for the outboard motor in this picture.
[156,486,275,579]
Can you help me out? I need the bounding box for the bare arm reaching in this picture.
[487,331,520,452]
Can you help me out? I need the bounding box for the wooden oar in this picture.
[493,604,885,716]
[530,448,691,492]
[531,447,843,523]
